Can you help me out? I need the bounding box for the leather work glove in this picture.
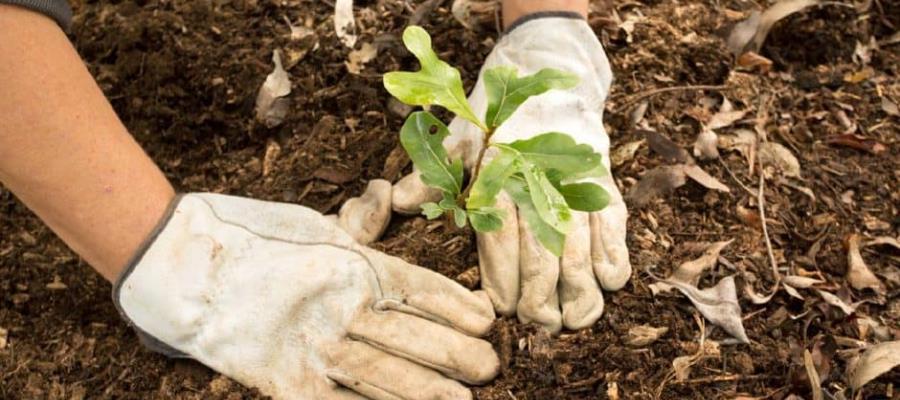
[114,193,499,400]
[388,16,633,333]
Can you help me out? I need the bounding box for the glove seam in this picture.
[112,193,190,358]
[504,11,585,35]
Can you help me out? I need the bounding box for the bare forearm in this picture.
[0,5,174,281]
[501,0,588,28]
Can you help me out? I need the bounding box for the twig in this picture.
[757,160,780,280]
[718,157,756,196]
[673,374,770,384]
[613,85,731,112]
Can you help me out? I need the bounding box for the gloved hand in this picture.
[114,193,499,400]
[389,16,632,333]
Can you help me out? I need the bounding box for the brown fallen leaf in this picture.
[848,341,900,389]
[643,130,693,164]
[843,67,875,84]
[255,50,292,128]
[682,164,730,193]
[650,240,733,295]
[846,234,886,295]
[660,276,750,343]
[782,275,824,289]
[736,51,773,72]
[314,167,358,184]
[816,290,859,315]
[626,166,687,207]
[611,139,645,167]
[345,42,378,74]
[626,325,669,347]
[881,97,900,117]
[803,350,824,400]
[718,129,757,168]
[759,141,801,178]
[824,134,887,154]
[726,0,822,56]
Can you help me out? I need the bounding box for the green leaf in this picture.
[558,182,610,212]
[466,146,519,209]
[504,177,566,256]
[505,133,603,178]
[521,163,573,235]
[421,202,444,219]
[383,26,485,131]
[484,67,579,129]
[468,207,505,232]
[400,112,463,196]
[452,207,468,228]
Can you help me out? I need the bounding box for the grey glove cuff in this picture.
[1,0,73,32]
[504,10,584,34]
[112,194,189,359]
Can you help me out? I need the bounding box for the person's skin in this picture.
[0,0,586,283]
[0,4,175,282]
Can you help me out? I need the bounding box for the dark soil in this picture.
[2,0,898,399]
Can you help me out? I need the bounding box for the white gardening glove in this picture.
[391,16,632,333]
[114,193,498,400]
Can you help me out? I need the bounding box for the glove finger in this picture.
[368,252,495,336]
[327,340,472,400]
[391,170,442,215]
[347,310,499,385]
[515,213,562,334]
[338,179,392,245]
[590,175,632,291]
[559,212,604,330]
[476,192,520,316]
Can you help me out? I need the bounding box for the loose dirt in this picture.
[1,0,897,399]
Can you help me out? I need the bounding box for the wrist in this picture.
[501,0,588,29]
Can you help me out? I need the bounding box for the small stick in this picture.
[613,85,731,111]
[757,161,780,280]
[673,373,770,385]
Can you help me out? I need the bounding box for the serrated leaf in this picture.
[505,133,603,178]
[466,146,519,209]
[484,66,579,129]
[505,177,566,256]
[383,26,485,130]
[421,202,444,219]
[522,163,572,235]
[400,111,463,196]
[558,182,610,212]
[469,207,505,232]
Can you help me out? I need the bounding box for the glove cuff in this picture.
[112,194,189,358]
[504,10,584,34]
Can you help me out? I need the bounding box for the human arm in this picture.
[0,5,499,398]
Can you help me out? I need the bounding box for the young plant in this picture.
[383,26,610,256]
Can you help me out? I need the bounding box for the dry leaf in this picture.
[803,350,824,400]
[694,129,720,160]
[744,281,778,304]
[626,325,669,347]
[843,67,875,84]
[0,326,7,350]
[345,42,378,74]
[783,282,805,300]
[626,166,687,207]
[882,97,900,117]
[816,290,858,315]
[783,275,823,289]
[662,276,750,343]
[736,51,773,72]
[726,0,822,56]
[611,140,645,167]
[707,99,747,130]
[650,240,733,295]
[865,236,900,250]
[334,0,357,48]
[759,141,801,178]
[451,0,499,30]
[255,50,292,128]
[846,234,886,295]
[643,130,692,164]
[673,355,695,381]
[718,129,758,167]
[682,164,730,193]
[825,134,887,154]
[848,341,900,389]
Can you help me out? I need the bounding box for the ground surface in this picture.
[1,0,898,399]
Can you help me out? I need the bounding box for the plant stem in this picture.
[458,128,493,206]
